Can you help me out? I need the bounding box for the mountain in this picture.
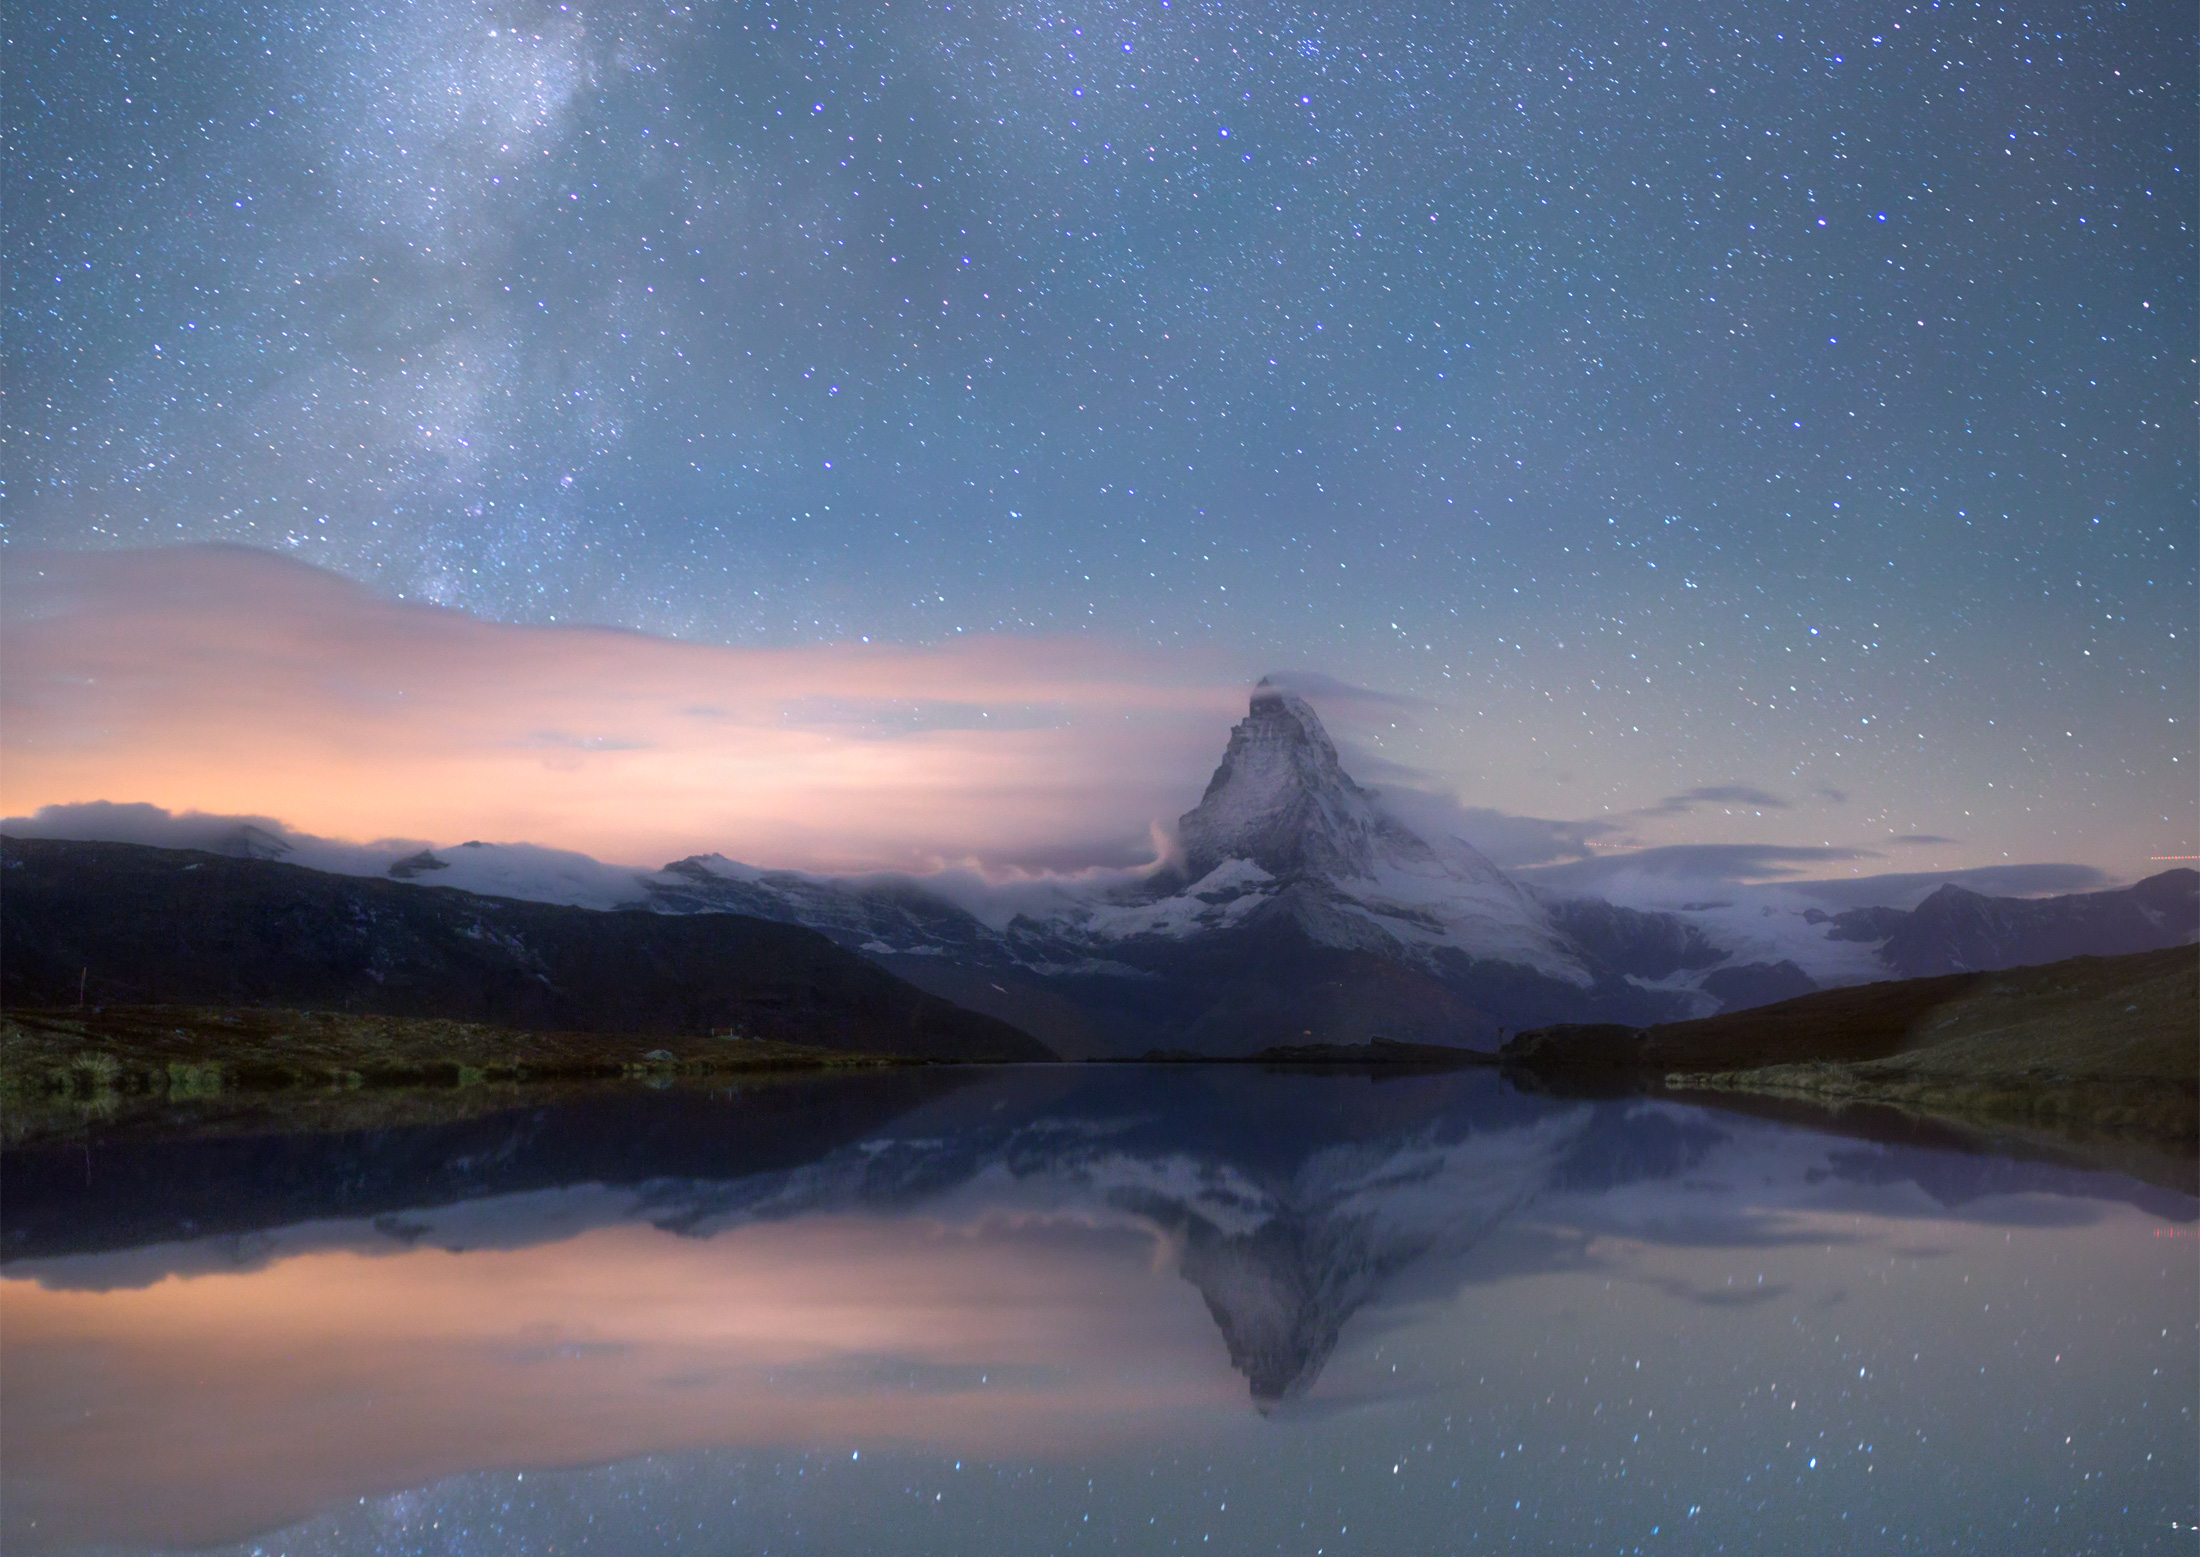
[607,684,1714,1054]
[1152,682,1582,974]
[1499,944,2198,1159]
[1870,871,2198,977]
[39,688,2189,1058]
[330,686,2195,1058]
[1178,684,1490,885]
[0,837,1053,1062]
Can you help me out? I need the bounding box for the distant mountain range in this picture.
[7,684,2191,1057]
[1836,870,2199,979]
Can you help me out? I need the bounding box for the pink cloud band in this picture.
[1,546,1247,873]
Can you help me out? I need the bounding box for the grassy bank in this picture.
[0,1004,924,1147]
[1660,946,2196,1160]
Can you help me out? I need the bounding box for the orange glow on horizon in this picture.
[1,546,1247,872]
[1,1214,1239,1551]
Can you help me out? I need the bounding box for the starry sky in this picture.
[5,0,2192,880]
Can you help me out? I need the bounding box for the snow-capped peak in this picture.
[1140,682,1583,980]
[1175,681,1512,893]
[1177,680,1408,883]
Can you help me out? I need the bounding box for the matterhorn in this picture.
[627,681,1703,1054]
[1143,680,1582,978]
[341,678,2197,1053]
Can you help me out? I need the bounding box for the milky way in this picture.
[5,0,2191,873]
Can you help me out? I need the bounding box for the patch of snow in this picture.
[1645,887,1895,988]
[410,841,654,911]
[1014,957,1157,980]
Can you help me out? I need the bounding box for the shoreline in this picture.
[9,955,2192,1182]
[0,1005,928,1149]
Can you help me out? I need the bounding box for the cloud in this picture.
[1517,850,2117,912]
[2,547,2135,901]
[1775,863,2112,910]
[1517,843,1871,893]
[1397,816,2114,908]
[1367,786,1614,868]
[1892,834,1958,846]
[1328,747,1437,786]
[0,802,675,909]
[0,546,1250,875]
[0,801,326,860]
[1258,670,1431,713]
[1634,785,1790,817]
[523,732,656,753]
[0,800,437,881]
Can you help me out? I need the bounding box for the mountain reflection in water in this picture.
[3,1067,2193,1556]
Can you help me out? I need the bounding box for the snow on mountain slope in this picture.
[1606,886,1899,989]
[1064,681,1590,980]
[381,840,654,909]
[1174,682,1526,904]
[1176,681,1450,884]
[648,852,1040,964]
[24,740,2187,1037]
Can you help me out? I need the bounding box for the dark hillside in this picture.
[0,837,1052,1062]
[1503,944,2195,1081]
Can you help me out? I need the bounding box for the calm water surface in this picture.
[3,1067,2193,1555]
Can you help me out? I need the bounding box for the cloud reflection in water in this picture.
[2,1068,2192,1555]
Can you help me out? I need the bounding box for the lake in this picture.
[3,1066,2193,1555]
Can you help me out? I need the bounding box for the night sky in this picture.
[5,0,2192,878]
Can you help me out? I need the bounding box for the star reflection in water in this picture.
[3,1067,2192,1554]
